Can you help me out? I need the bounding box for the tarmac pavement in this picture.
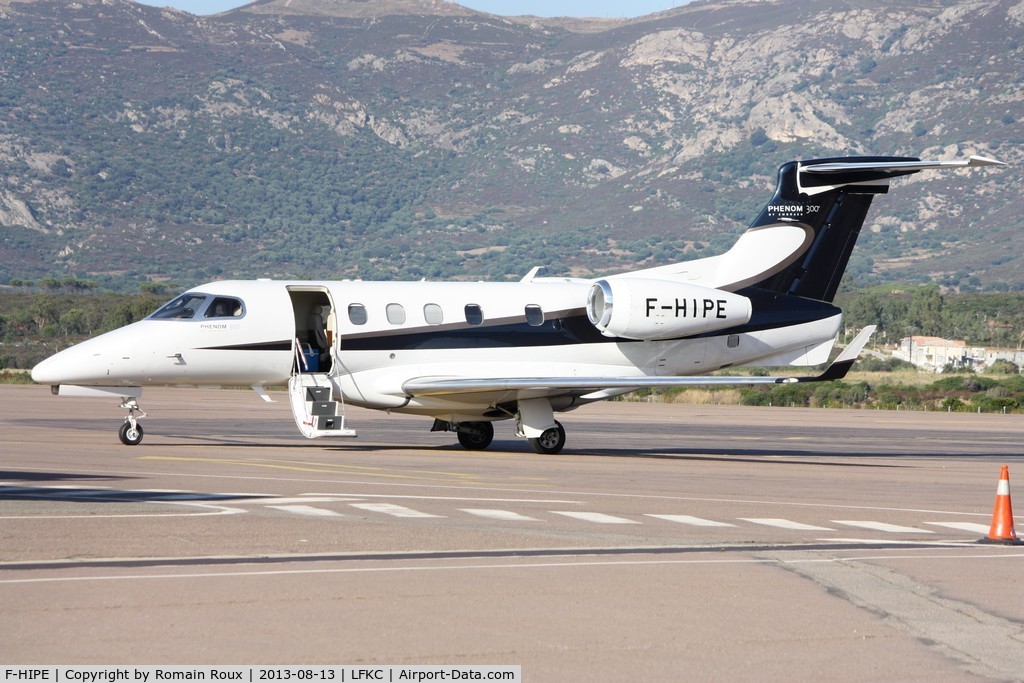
[2,385,1023,681]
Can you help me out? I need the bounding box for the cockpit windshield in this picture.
[149,294,209,320]
[148,294,245,320]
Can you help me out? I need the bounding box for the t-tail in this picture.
[748,155,1004,302]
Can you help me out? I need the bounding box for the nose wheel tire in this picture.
[118,421,144,446]
[528,421,565,455]
[456,421,494,450]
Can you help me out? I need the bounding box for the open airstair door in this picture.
[287,287,357,439]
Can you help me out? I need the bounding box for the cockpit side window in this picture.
[149,293,209,320]
[205,297,244,318]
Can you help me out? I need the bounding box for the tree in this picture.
[907,285,943,336]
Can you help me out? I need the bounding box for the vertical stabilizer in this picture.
[751,156,910,301]
[751,155,1004,302]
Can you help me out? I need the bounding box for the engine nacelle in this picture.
[586,278,752,341]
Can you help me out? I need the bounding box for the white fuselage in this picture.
[32,277,841,422]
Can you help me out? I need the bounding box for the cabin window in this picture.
[525,304,544,327]
[386,303,406,325]
[424,304,443,325]
[149,293,208,320]
[348,303,368,326]
[204,297,243,318]
[465,304,484,326]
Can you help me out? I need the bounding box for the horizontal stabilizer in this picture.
[402,326,876,397]
[803,155,1005,174]
[751,154,1005,302]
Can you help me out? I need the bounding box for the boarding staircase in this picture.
[287,340,357,439]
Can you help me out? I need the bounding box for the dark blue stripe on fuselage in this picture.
[738,287,842,333]
[338,289,840,352]
[198,340,293,352]
[341,314,608,351]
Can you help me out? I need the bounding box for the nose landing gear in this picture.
[118,397,147,445]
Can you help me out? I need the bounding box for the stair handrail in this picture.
[294,337,309,373]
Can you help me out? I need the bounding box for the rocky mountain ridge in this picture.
[0,0,1020,290]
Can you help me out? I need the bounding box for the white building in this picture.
[894,336,969,372]
[894,336,1023,372]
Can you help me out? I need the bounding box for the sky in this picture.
[133,1,686,19]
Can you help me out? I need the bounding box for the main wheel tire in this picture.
[457,421,494,450]
[118,421,144,446]
[528,421,565,455]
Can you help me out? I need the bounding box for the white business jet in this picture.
[32,154,1003,453]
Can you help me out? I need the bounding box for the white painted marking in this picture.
[740,518,834,531]
[49,489,123,497]
[459,509,541,522]
[926,521,991,534]
[552,511,640,524]
[8,551,1022,585]
[145,493,225,500]
[645,514,736,527]
[818,538,978,547]
[350,503,441,518]
[832,521,934,534]
[0,503,248,520]
[267,505,344,517]
[306,493,580,504]
[40,485,113,490]
[234,497,362,505]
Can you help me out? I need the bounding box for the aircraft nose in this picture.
[31,328,138,385]
[31,343,106,385]
[30,353,62,384]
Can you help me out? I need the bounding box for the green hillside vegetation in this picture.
[835,285,1024,347]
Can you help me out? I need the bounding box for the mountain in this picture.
[0,0,1020,291]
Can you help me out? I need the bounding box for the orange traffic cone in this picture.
[980,465,1023,545]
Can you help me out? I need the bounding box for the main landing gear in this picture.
[431,420,495,451]
[434,398,568,455]
[527,421,565,455]
[517,397,566,455]
[456,422,494,450]
[118,397,146,445]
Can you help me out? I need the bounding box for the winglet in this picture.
[787,325,876,383]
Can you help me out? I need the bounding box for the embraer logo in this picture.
[768,203,820,217]
[646,297,728,319]
[768,203,804,217]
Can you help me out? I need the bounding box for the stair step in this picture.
[306,386,331,402]
[310,401,337,416]
[316,415,357,436]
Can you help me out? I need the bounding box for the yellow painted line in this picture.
[138,455,550,487]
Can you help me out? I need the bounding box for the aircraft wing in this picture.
[402,326,876,398]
